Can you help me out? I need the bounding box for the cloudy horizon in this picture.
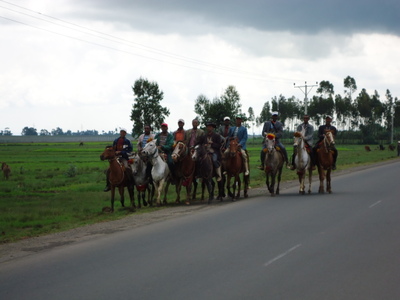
[1,0,399,136]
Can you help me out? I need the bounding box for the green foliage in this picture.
[130,77,170,137]
[194,85,243,127]
[64,164,78,178]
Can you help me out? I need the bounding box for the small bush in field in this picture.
[65,164,78,178]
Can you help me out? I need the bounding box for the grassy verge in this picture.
[0,141,398,243]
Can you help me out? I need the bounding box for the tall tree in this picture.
[344,76,357,99]
[130,77,170,137]
[256,101,271,125]
[194,85,243,127]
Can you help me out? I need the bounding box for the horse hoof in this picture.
[185,201,190,205]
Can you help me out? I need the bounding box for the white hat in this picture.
[120,128,127,132]
[178,119,185,123]
[224,116,230,121]
[326,115,333,119]
[271,111,278,116]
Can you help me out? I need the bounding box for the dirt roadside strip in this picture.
[0,160,395,263]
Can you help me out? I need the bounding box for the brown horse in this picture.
[170,141,196,205]
[1,162,11,180]
[263,133,284,196]
[223,137,249,201]
[100,146,135,212]
[316,130,335,194]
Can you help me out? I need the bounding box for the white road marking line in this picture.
[264,244,302,267]
[369,200,382,208]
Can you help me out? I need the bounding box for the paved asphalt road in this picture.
[2,161,400,300]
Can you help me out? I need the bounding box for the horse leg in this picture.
[227,175,234,199]
[307,168,313,194]
[127,185,136,211]
[327,169,332,193]
[243,174,249,198]
[235,175,241,199]
[299,174,305,195]
[217,180,224,201]
[318,167,325,194]
[201,180,206,202]
[119,186,125,207]
[192,180,198,201]
[110,186,116,212]
[276,168,282,195]
[175,180,182,204]
[162,179,169,205]
[207,179,214,204]
[266,174,273,195]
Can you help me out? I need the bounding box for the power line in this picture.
[293,81,318,114]
[0,0,299,84]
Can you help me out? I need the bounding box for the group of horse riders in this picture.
[104,115,250,192]
[259,111,338,171]
[104,112,338,192]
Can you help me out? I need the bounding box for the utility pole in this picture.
[294,81,318,114]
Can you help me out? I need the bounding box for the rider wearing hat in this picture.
[224,114,250,176]
[196,121,223,181]
[259,111,289,169]
[313,115,338,170]
[173,119,186,142]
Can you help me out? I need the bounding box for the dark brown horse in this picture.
[1,162,11,180]
[100,146,135,212]
[170,141,196,205]
[316,130,335,194]
[191,144,215,204]
[223,137,249,201]
[263,133,284,196]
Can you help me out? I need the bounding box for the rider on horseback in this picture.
[197,121,223,181]
[313,115,338,170]
[290,115,315,170]
[104,128,133,192]
[259,112,289,170]
[224,115,250,176]
[154,123,176,182]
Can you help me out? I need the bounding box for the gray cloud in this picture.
[74,0,400,36]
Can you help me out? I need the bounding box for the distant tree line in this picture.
[5,76,399,144]
[129,76,399,144]
[4,127,119,136]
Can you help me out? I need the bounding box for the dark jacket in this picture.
[113,137,133,160]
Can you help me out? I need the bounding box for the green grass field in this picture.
[0,140,398,243]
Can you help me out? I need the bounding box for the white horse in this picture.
[141,140,170,206]
[130,153,152,208]
[293,130,313,194]
[263,133,284,196]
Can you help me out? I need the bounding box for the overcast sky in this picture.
[1,0,399,135]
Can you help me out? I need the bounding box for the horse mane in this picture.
[294,131,302,137]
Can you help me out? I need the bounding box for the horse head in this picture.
[325,130,335,146]
[100,146,116,161]
[142,140,158,158]
[264,133,276,154]
[172,141,186,162]
[293,131,304,148]
[228,137,239,157]
[192,144,207,162]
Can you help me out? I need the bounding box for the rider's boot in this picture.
[289,153,296,170]
[216,166,222,182]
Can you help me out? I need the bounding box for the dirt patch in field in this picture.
[0,161,394,263]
